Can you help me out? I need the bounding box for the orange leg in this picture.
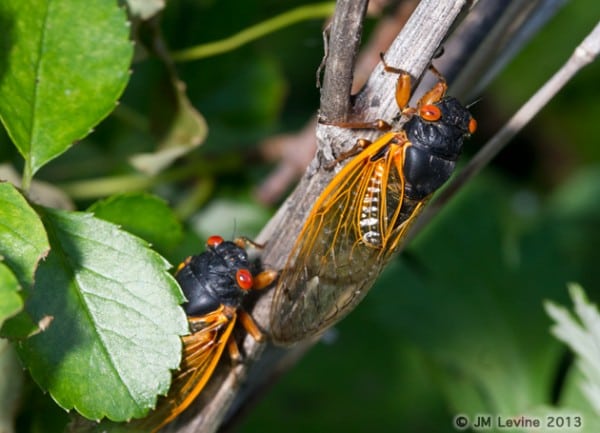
[230,237,278,290]
[317,52,414,166]
[380,53,449,111]
[324,138,374,169]
[227,336,243,363]
[175,256,192,274]
[237,310,264,342]
[233,236,265,250]
[379,52,413,111]
[319,118,392,132]
[253,270,278,290]
[417,64,448,107]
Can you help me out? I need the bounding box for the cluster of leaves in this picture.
[0,0,192,429]
[0,0,329,430]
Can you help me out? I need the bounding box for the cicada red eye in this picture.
[468,117,477,134]
[419,104,442,121]
[236,269,254,290]
[206,235,224,247]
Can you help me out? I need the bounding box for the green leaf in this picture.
[88,193,183,253]
[0,182,49,288]
[16,208,188,422]
[0,263,22,328]
[545,284,600,415]
[0,163,74,210]
[0,0,133,177]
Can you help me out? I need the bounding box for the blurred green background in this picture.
[3,0,600,432]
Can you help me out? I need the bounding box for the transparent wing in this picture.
[132,308,235,432]
[271,132,425,344]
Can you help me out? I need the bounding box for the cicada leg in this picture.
[417,64,448,108]
[379,52,413,111]
[324,138,374,169]
[175,256,192,274]
[317,52,416,167]
[238,310,264,342]
[225,309,265,365]
[233,236,265,250]
[253,270,278,291]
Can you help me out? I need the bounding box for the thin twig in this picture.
[413,20,600,235]
[449,0,570,100]
[318,0,369,121]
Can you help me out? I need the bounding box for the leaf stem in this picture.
[171,2,336,62]
[58,154,242,200]
[58,174,155,199]
[22,160,33,193]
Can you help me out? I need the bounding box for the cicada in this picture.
[270,56,477,345]
[133,235,276,432]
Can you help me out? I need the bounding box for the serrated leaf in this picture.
[0,0,133,175]
[0,182,49,287]
[545,284,600,415]
[16,208,188,422]
[0,263,22,328]
[556,368,600,433]
[88,193,183,252]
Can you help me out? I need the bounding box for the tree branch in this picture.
[165,1,553,431]
[318,0,369,121]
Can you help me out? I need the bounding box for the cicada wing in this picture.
[132,309,236,432]
[271,135,424,345]
[270,168,389,343]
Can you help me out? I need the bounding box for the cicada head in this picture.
[176,238,254,316]
[406,96,475,161]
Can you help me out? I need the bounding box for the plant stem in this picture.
[21,160,33,193]
[172,2,336,62]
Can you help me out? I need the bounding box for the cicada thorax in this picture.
[402,96,472,201]
[177,239,253,316]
